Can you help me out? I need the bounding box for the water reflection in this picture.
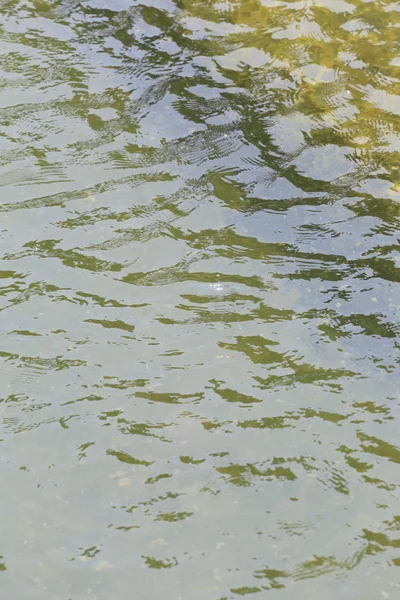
[0,0,399,598]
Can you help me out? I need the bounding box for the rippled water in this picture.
[1,0,399,598]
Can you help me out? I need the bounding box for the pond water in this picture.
[0,0,399,598]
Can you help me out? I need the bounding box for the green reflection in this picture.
[0,0,399,598]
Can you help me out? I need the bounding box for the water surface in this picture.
[0,0,399,598]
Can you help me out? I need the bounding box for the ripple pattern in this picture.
[0,1,399,598]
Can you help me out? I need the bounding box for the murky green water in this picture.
[1,0,399,597]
